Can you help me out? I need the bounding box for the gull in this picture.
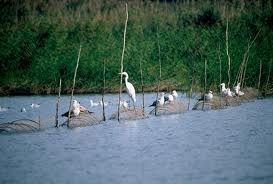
[31,103,40,108]
[120,100,128,109]
[62,100,80,117]
[149,92,165,107]
[90,100,99,107]
[172,90,178,99]
[234,83,244,96]
[198,91,213,101]
[21,107,26,112]
[0,106,10,112]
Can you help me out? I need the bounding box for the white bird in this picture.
[31,103,40,108]
[220,83,228,96]
[0,106,9,112]
[120,100,128,109]
[166,93,174,103]
[99,101,108,106]
[120,72,136,107]
[90,100,99,107]
[21,107,26,112]
[226,88,235,97]
[172,90,178,99]
[198,91,213,101]
[234,83,244,96]
[149,92,165,107]
[62,100,80,117]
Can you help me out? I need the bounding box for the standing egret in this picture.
[119,72,136,108]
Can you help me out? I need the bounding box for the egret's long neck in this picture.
[124,74,128,83]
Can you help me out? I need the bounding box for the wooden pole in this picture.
[68,45,81,127]
[202,59,207,110]
[258,59,262,92]
[118,3,128,122]
[55,78,62,128]
[266,59,272,90]
[155,26,161,116]
[139,58,145,114]
[218,44,222,107]
[102,59,106,121]
[226,19,231,88]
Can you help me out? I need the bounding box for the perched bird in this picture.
[21,107,26,112]
[220,83,228,96]
[120,72,136,107]
[31,103,40,108]
[172,90,178,99]
[234,83,244,96]
[62,100,80,117]
[90,100,99,107]
[149,92,165,107]
[166,93,174,103]
[198,91,213,101]
[226,88,235,97]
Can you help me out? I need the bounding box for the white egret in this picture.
[120,72,136,107]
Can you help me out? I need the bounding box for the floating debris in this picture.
[0,119,40,134]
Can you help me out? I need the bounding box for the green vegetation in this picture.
[0,0,272,95]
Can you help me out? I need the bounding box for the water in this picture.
[0,94,273,184]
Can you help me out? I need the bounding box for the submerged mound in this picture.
[192,87,258,110]
[110,107,147,121]
[0,119,40,134]
[149,101,187,116]
[62,112,101,128]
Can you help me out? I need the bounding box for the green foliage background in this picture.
[0,0,272,95]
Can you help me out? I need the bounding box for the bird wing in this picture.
[126,82,136,102]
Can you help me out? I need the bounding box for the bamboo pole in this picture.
[187,78,193,111]
[155,26,161,116]
[225,19,231,88]
[67,45,81,127]
[139,58,145,114]
[202,59,207,110]
[118,3,128,122]
[218,44,222,107]
[266,59,272,90]
[102,59,106,121]
[55,78,62,128]
[258,59,262,92]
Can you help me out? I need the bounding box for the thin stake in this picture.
[55,78,62,128]
[67,45,81,127]
[258,59,262,92]
[226,19,231,88]
[218,44,222,107]
[266,59,272,90]
[118,3,128,122]
[102,59,106,121]
[202,59,207,111]
[155,26,161,116]
[139,58,145,114]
